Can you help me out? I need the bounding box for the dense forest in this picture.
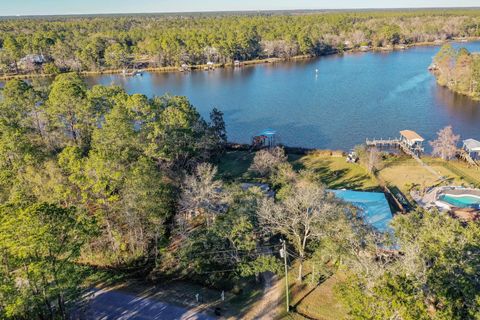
[0,75,479,319]
[1,9,480,75]
[1,9,480,320]
[432,44,480,100]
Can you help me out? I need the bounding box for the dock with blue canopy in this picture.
[252,128,278,149]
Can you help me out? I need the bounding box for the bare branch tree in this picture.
[429,125,460,160]
[178,163,224,228]
[366,147,383,174]
[249,147,287,177]
[258,182,345,281]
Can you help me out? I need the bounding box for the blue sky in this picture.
[1,0,479,16]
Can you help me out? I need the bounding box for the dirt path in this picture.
[242,272,283,320]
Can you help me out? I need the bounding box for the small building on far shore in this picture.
[18,54,46,70]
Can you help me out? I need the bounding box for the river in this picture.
[86,42,480,150]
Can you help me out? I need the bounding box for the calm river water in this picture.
[85,42,480,150]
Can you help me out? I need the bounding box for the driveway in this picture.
[74,288,216,320]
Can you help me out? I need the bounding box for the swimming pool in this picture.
[439,194,480,209]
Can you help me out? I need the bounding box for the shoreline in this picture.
[2,37,479,82]
[432,79,480,102]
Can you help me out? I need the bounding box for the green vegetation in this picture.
[1,72,480,319]
[380,154,480,196]
[432,44,480,100]
[338,210,480,319]
[294,150,380,191]
[0,75,228,318]
[1,9,480,76]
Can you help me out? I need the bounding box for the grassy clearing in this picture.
[424,158,480,187]
[293,151,379,191]
[216,150,254,180]
[379,155,480,195]
[217,150,379,191]
[293,275,348,320]
[217,150,480,200]
[279,263,348,320]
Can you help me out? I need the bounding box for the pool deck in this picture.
[441,188,480,197]
[412,186,480,213]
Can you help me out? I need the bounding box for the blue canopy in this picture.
[330,189,393,233]
[258,129,277,137]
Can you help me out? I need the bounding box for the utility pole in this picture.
[280,239,289,313]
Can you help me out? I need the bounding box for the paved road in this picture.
[74,288,216,320]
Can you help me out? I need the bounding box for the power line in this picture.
[196,268,240,274]
[192,244,281,256]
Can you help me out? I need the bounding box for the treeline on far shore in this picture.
[432,44,480,100]
[1,9,480,76]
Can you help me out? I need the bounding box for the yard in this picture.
[379,155,480,195]
[293,151,379,191]
[216,149,379,191]
[278,263,349,320]
[215,149,480,320]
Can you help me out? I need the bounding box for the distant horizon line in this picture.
[2,6,480,18]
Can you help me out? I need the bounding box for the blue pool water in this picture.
[330,190,393,233]
[439,194,480,209]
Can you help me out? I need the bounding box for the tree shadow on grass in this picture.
[290,274,329,313]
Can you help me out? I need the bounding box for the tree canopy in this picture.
[2,9,480,75]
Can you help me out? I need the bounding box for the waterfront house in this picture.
[18,54,46,70]
[463,139,480,160]
[400,130,424,154]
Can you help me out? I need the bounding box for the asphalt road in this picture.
[75,288,216,320]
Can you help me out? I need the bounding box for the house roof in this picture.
[463,139,480,152]
[400,130,424,142]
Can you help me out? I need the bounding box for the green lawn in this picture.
[379,155,480,195]
[293,151,380,191]
[216,150,379,191]
[293,273,348,320]
[281,263,349,320]
[216,150,254,180]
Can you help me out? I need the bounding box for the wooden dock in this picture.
[458,149,479,167]
[365,138,400,147]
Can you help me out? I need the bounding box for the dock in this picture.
[366,138,424,158]
[366,130,446,181]
[458,149,479,167]
[122,69,143,77]
[366,138,400,147]
[366,130,425,156]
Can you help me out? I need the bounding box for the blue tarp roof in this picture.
[330,189,393,233]
[258,129,276,137]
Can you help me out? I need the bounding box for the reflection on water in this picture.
[84,44,480,150]
[3,42,480,150]
[434,86,480,125]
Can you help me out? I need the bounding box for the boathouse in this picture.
[252,129,278,149]
[463,139,480,160]
[399,130,424,154]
